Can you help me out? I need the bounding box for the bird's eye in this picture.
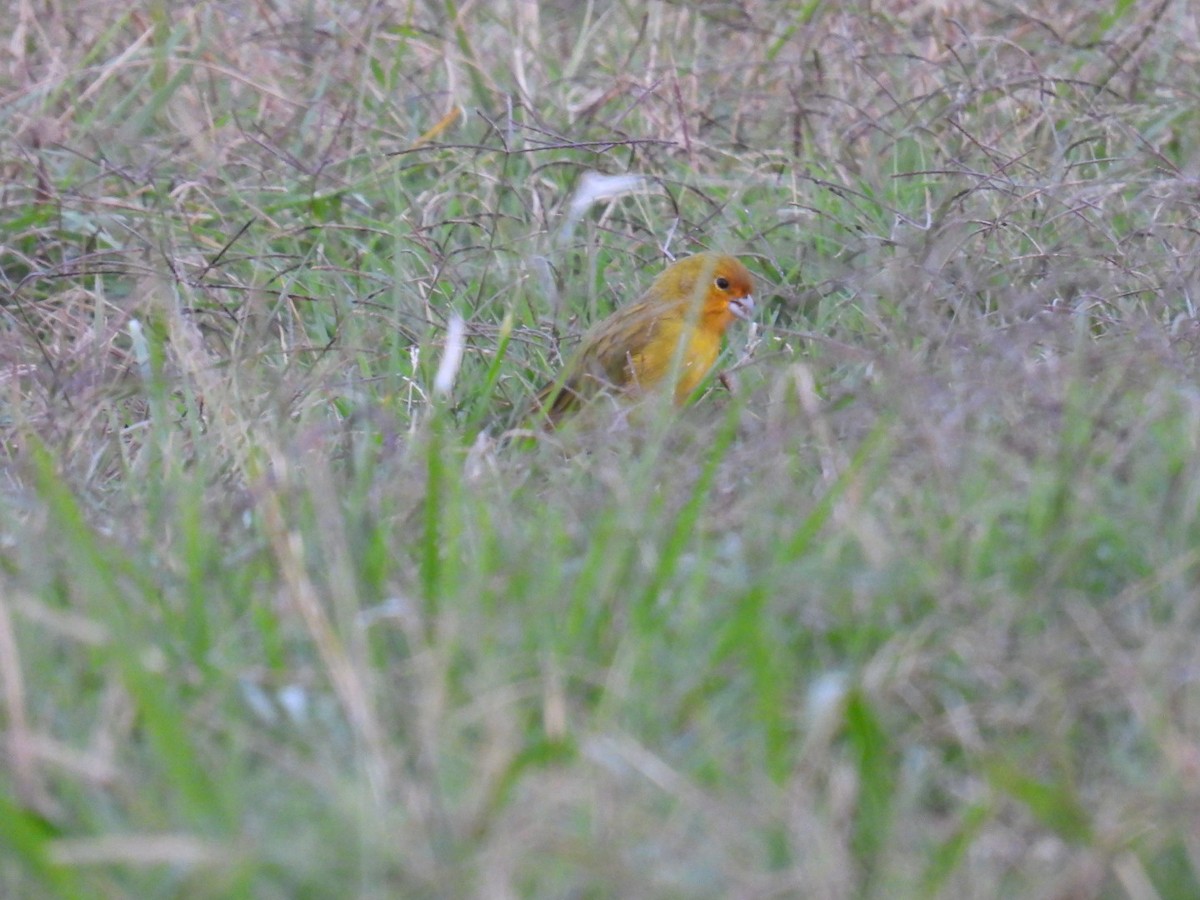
[715,276,730,290]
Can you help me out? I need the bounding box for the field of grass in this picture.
[4,0,1200,896]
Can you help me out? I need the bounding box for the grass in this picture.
[3,0,1200,896]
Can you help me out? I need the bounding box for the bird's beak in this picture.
[730,294,755,321]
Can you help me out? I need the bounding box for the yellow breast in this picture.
[630,320,722,403]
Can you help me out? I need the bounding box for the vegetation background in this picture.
[3,0,1200,896]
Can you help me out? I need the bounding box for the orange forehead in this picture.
[655,253,753,301]
[709,256,753,297]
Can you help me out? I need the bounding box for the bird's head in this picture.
[652,253,755,331]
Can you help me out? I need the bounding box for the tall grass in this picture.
[3,0,1200,896]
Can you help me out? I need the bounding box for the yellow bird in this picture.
[533,253,755,425]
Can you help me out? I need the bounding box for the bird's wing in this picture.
[533,299,669,422]
[584,299,672,388]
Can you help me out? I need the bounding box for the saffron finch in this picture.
[533,253,755,424]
